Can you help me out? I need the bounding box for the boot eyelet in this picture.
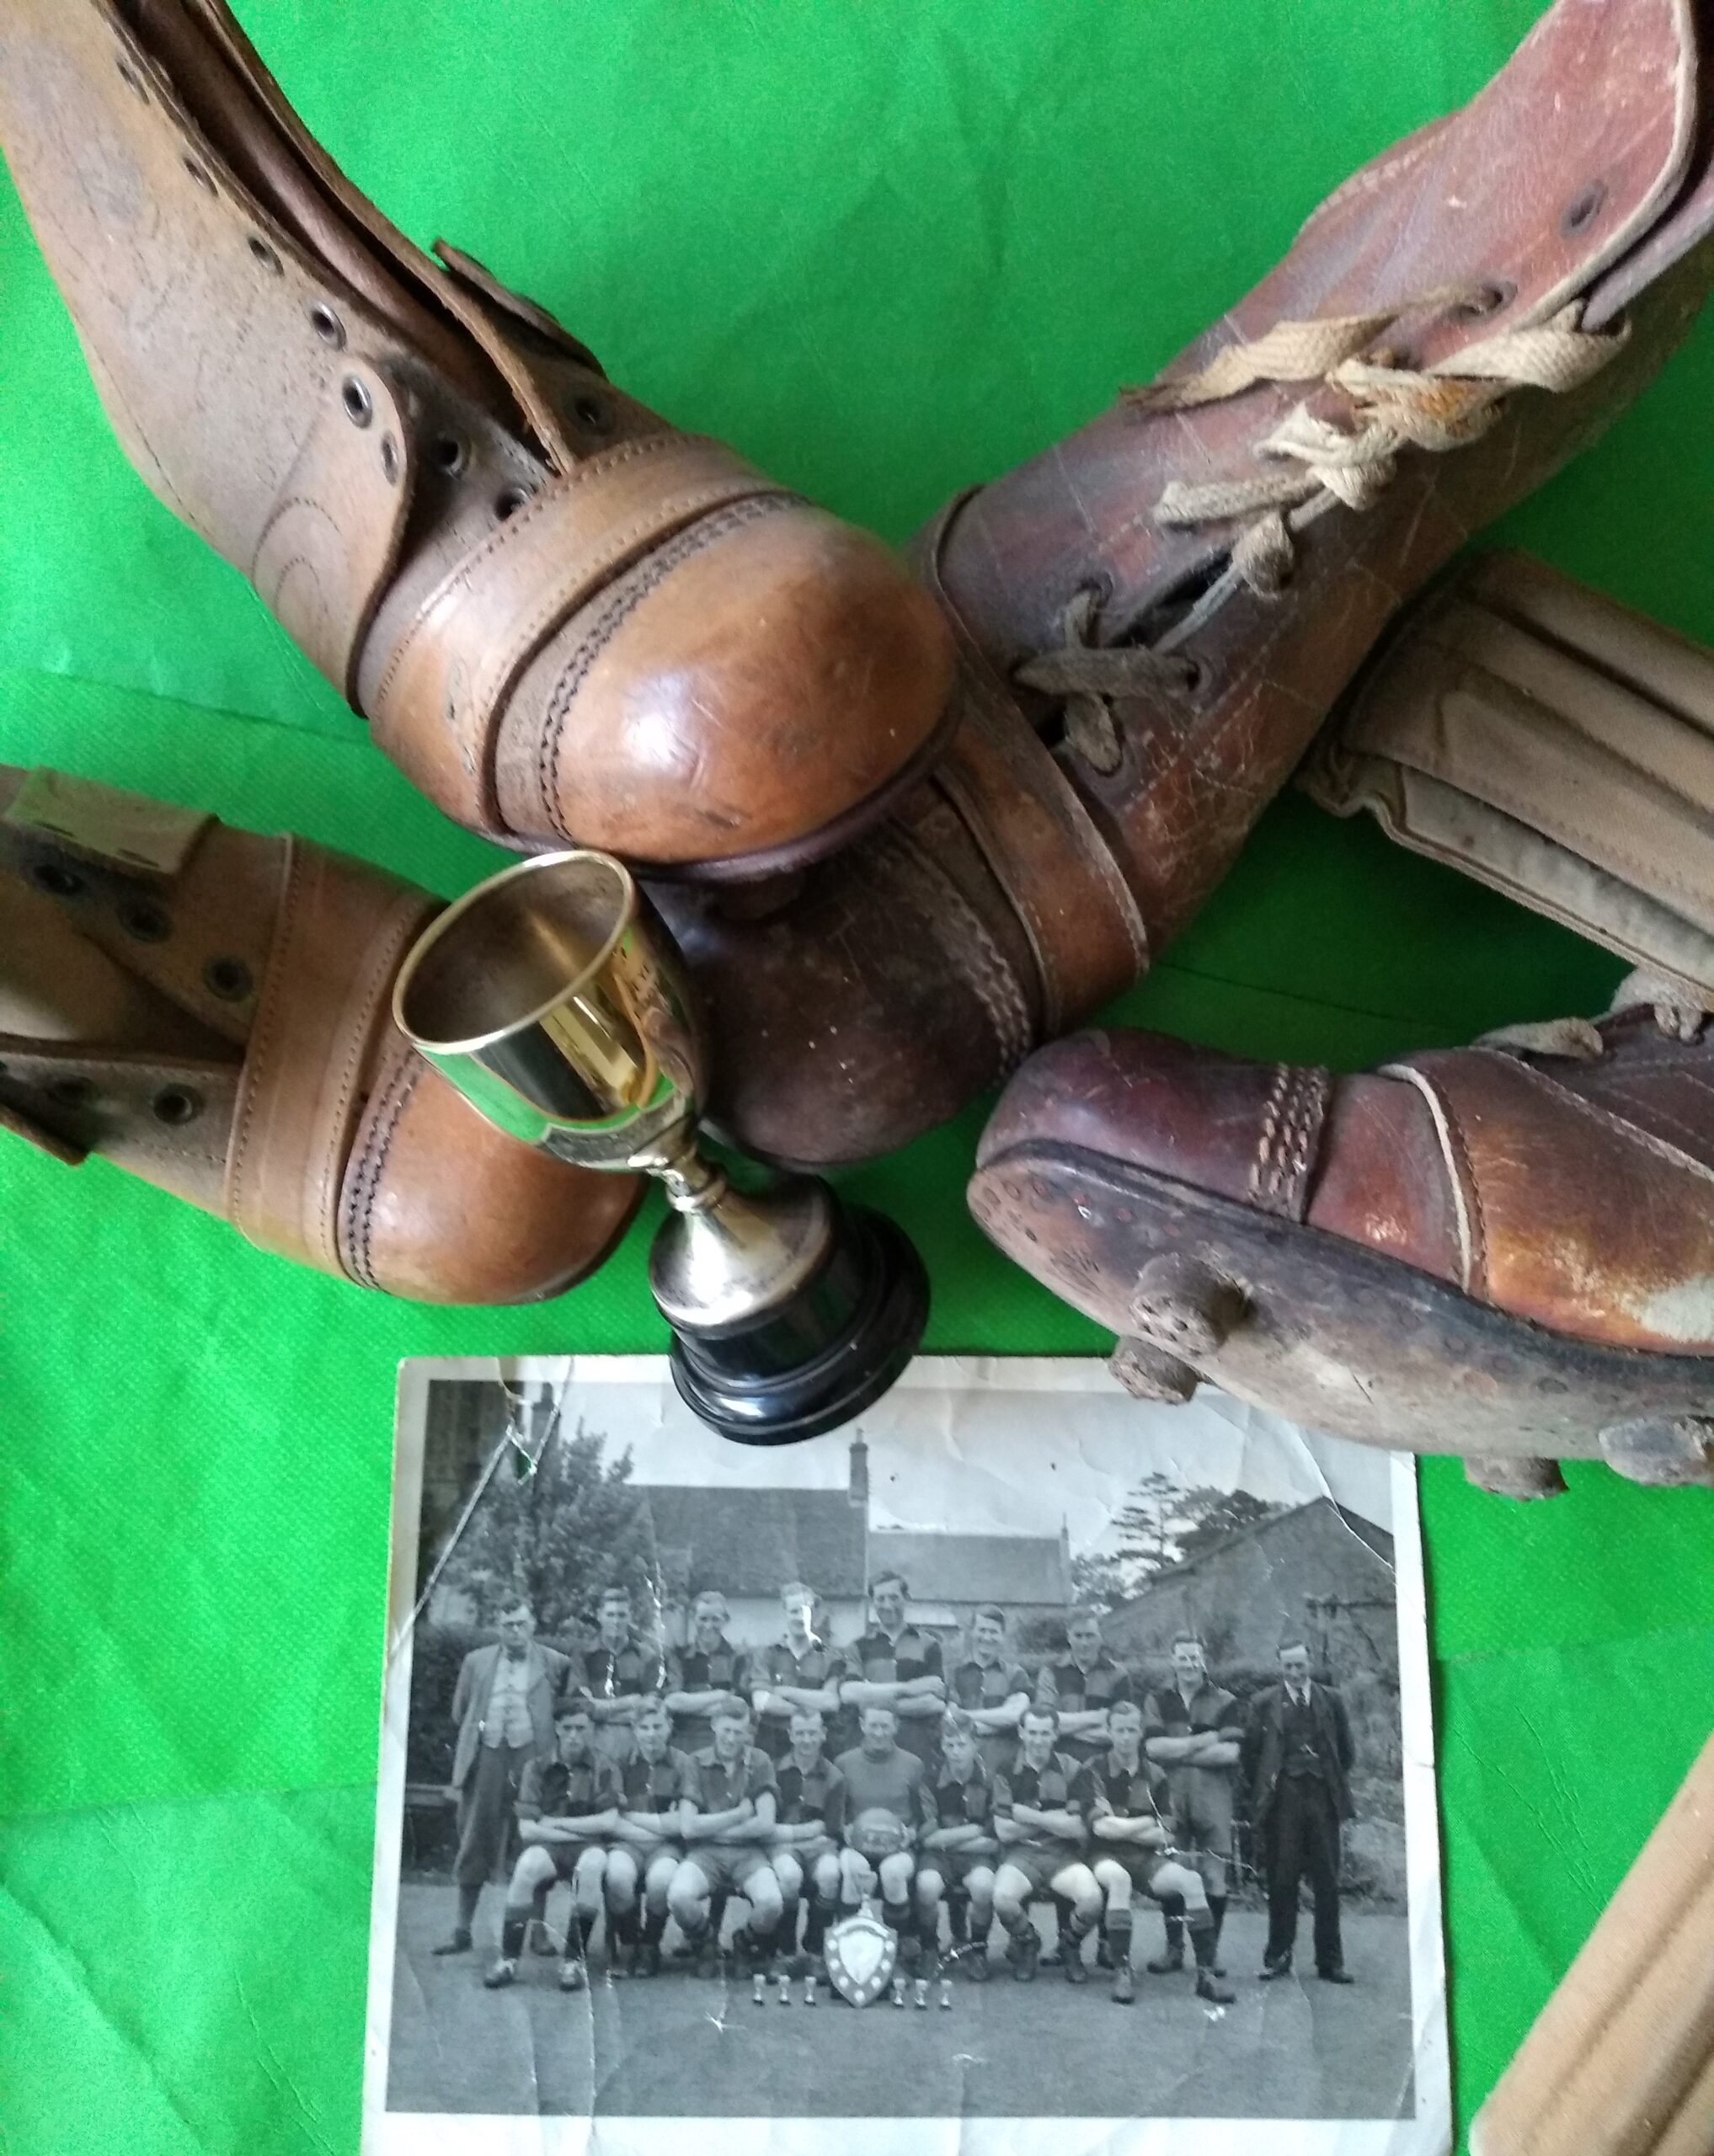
[309,302,346,349]
[248,235,283,276]
[204,956,253,1002]
[433,434,467,476]
[380,434,401,485]
[341,375,374,428]
[115,56,148,100]
[182,155,216,195]
[152,1086,204,1127]
[46,1077,93,1110]
[574,395,612,435]
[1562,182,1606,236]
[119,899,172,943]
[494,483,535,522]
[1181,659,1208,696]
[28,861,87,899]
[1458,280,1514,319]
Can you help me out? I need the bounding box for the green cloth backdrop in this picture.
[3,2,1711,2147]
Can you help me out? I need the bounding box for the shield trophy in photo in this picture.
[824,1902,900,2009]
[392,851,928,1444]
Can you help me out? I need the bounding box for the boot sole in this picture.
[971,1143,1714,1473]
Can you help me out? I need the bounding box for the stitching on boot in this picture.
[535,494,800,841]
[342,1049,423,1291]
[1382,1064,1487,1296]
[869,826,1033,1072]
[1247,1065,1331,1220]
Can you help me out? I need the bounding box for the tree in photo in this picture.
[1081,1478,1290,1606]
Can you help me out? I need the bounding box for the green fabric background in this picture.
[2,2,1711,2147]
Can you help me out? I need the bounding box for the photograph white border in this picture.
[362,1355,1450,2156]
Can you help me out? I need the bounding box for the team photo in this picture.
[365,1358,1446,2150]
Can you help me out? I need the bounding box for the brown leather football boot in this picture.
[968,978,1714,1492]
[0,0,955,878]
[0,768,640,1300]
[657,0,1714,1167]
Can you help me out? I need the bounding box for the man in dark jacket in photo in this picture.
[1243,1640,1357,1985]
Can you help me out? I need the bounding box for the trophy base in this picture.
[667,1204,928,1445]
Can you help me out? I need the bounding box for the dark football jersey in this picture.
[750,1636,852,1758]
[691,1743,778,1813]
[774,1757,847,1838]
[848,1625,946,1762]
[923,1758,995,1833]
[516,1750,621,1822]
[992,1748,1086,1855]
[949,1657,1033,1770]
[1143,1681,1241,1829]
[617,1746,699,1815]
[1033,1652,1135,1758]
[665,1637,750,1753]
[581,1634,664,1701]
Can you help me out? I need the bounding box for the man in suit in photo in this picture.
[1243,1639,1358,1985]
[435,1597,572,1955]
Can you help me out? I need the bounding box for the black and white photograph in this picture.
[363,1358,1447,2156]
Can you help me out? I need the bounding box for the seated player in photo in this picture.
[664,1590,750,1756]
[1142,1633,1242,1980]
[948,1605,1033,1775]
[483,1697,621,1994]
[603,1697,699,1978]
[834,1701,927,1963]
[751,1580,851,1760]
[581,1584,665,1765]
[990,1705,1103,1984]
[841,1572,947,1763]
[669,1696,785,1977]
[914,1708,1001,1980]
[768,1706,847,1978]
[1081,1697,1236,2005]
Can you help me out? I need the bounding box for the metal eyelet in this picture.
[115,55,148,100]
[309,302,347,349]
[182,154,216,195]
[118,899,171,943]
[1458,280,1513,319]
[574,394,612,436]
[433,435,467,477]
[380,434,401,485]
[152,1086,204,1128]
[341,375,374,429]
[29,860,87,899]
[46,1076,93,1110]
[494,483,535,522]
[248,235,283,276]
[203,956,254,1002]
[1562,182,1607,237]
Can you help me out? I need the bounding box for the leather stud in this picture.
[341,375,374,429]
[1109,1336,1197,1405]
[1600,1416,1714,1488]
[1129,1251,1247,1357]
[1463,1454,1566,1502]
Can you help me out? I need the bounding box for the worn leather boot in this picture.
[968,976,1714,1491]
[659,0,1714,1166]
[0,0,955,878]
[0,768,640,1300]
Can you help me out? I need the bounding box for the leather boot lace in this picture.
[1016,290,1626,776]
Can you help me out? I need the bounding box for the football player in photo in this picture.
[834,1701,926,1961]
[1082,1697,1236,2005]
[1143,1634,1242,1979]
[948,1605,1033,1776]
[750,1581,851,1761]
[669,1696,784,1976]
[914,1708,1001,1979]
[1035,1609,1136,1764]
[602,1696,698,1977]
[841,1573,947,1763]
[664,1591,750,1756]
[483,1698,620,1994]
[581,1585,665,1764]
[768,1706,848,1977]
[991,1705,1103,1983]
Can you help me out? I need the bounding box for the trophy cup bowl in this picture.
[392,850,928,1444]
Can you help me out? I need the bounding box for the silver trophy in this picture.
[392,850,927,1444]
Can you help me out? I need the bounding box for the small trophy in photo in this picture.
[392,850,928,1444]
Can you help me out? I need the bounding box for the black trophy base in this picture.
[668,1205,928,1445]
